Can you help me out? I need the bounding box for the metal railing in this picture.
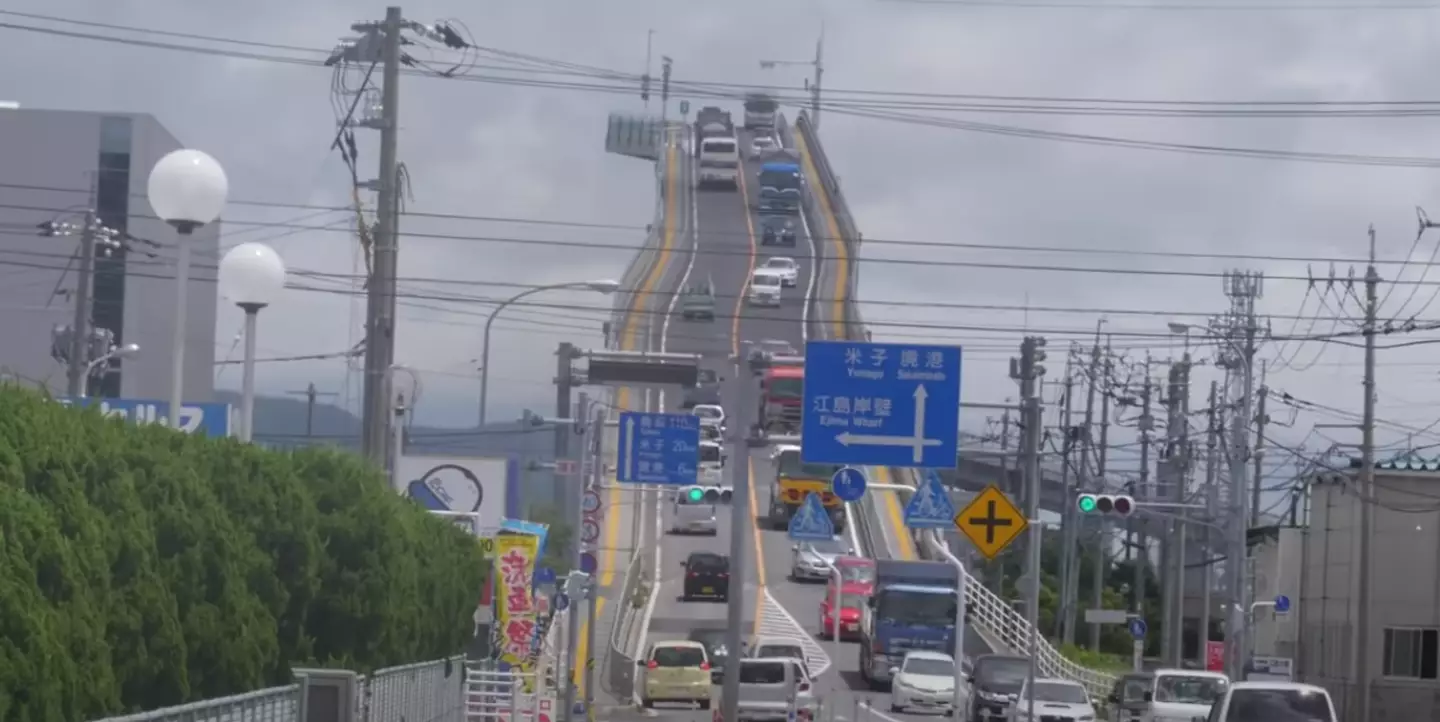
[88,656,465,722]
[603,544,647,700]
[609,129,674,350]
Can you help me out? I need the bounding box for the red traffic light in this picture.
[1112,496,1133,515]
[1087,494,1135,516]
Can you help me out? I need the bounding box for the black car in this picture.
[966,655,1030,722]
[760,220,796,246]
[686,629,731,682]
[681,552,730,602]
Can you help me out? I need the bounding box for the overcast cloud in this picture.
[6,0,1440,485]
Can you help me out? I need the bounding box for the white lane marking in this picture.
[857,701,920,722]
[759,589,833,677]
[632,128,702,708]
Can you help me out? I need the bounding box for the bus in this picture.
[697,135,739,189]
[744,93,778,131]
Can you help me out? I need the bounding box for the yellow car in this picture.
[639,640,713,709]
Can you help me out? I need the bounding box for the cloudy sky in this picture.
[6,0,1440,496]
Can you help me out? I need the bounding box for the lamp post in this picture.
[147,149,229,430]
[79,343,140,398]
[477,279,621,426]
[219,242,287,442]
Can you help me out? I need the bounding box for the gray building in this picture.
[0,107,218,400]
[1297,461,1440,721]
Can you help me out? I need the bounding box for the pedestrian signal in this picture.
[1076,493,1134,517]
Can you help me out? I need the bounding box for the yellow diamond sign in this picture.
[954,484,1028,560]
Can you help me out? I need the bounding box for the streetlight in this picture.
[219,242,287,442]
[79,343,140,398]
[477,279,621,426]
[148,148,229,430]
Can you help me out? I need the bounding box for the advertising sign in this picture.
[495,534,540,689]
[60,397,233,436]
[1205,641,1225,672]
[399,454,520,531]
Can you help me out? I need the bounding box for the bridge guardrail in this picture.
[603,542,647,700]
[792,111,1116,694]
[609,130,674,350]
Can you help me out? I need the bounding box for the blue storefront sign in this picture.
[59,397,233,437]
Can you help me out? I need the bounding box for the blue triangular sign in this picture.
[904,475,957,529]
[788,493,835,541]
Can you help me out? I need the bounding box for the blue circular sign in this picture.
[580,552,598,575]
[1274,594,1291,613]
[830,467,868,503]
[1128,618,1148,639]
[555,592,570,612]
[535,567,556,586]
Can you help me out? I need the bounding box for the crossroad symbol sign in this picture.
[903,474,958,528]
[788,493,835,541]
[953,484,1027,560]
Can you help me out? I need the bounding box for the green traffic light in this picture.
[687,488,704,502]
[1077,496,1097,513]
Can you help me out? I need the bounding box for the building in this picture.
[1297,460,1440,721]
[0,107,218,400]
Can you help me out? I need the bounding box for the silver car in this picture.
[789,538,854,582]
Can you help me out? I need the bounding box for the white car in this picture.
[749,135,777,160]
[692,404,726,429]
[1007,678,1096,722]
[760,257,799,287]
[790,537,853,582]
[670,499,718,535]
[890,651,962,715]
[747,270,783,307]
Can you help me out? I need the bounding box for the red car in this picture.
[832,556,878,596]
[819,581,869,640]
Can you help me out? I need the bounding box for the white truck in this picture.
[1200,681,1336,722]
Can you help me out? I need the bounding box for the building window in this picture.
[1382,627,1438,679]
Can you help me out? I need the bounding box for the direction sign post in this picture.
[953,484,1028,559]
[800,341,963,468]
[829,467,867,503]
[616,411,701,485]
[904,473,958,529]
[787,493,835,541]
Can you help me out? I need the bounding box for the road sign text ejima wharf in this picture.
[801,341,962,468]
[60,397,233,436]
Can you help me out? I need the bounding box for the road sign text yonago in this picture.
[800,341,962,468]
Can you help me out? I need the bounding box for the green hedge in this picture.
[0,386,486,722]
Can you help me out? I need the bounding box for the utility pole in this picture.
[65,211,98,397]
[1066,332,1101,647]
[357,6,405,467]
[1011,336,1047,722]
[758,27,825,129]
[287,383,339,437]
[1159,356,1191,664]
[1218,269,1263,679]
[1199,381,1219,667]
[641,29,654,108]
[562,392,590,722]
[659,56,672,127]
[1354,229,1380,722]
[1089,338,1113,652]
[555,342,578,519]
[1250,364,1269,527]
[1054,361,1076,639]
[992,409,1012,596]
[1133,360,1154,634]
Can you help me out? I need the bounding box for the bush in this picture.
[0,386,486,721]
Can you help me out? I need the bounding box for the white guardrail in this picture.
[791,111,1116,697]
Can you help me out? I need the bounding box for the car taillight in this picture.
[700,662,711,671]
[688,572,698,578]
[647,661,658,669]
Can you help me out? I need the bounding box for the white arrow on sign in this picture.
[834,385,941,463]
[624,416,637,480]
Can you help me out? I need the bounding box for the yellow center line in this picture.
[793,130,916,561]
[576,133,681,690]
[735,160,766,634]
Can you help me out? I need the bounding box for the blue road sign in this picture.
[830,466,868,503]
[1275,594,1291,613]
[1129,618,1148,639]
[555,592,570,612]
[535,567,556,586]
[800,341,962,468]
[580,551,598,575]
[616,411,701,485]
[60,397,233,436]
[903,473,958,529]
[788,493,836,541]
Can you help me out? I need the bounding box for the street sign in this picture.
[582,489,602,515]
[903,473,958,529]
[478,535,496,558]
[555,592,570,612]
[953,484,1027,559]
[535,567,556,585]
[581,518,601,544]
[616,411,701,485]
[555,459,579,476]
[1274,594,1291,614]
[799,341,962,468]
[830,467,867,503]
[787,493,835,541]
[1128,618,1148,639]
[60,397,233,436]
[579,552,598,575]
[1084,609,1129,625]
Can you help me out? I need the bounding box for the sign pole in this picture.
[563,393,590,722]
[722,350,763,722]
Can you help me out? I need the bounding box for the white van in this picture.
[671,500,718,535]
[748,270,783,307]
[698,136,740,189]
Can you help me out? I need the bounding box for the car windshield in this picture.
[689,633,729,660]
[805,539,847,556]
[697,369,719,384]
[778,449,842,477]
[877,589,956,626]
[740,661,786,684]
[765,258,795,269]
[840,564,877,584]
[905,658,955,677]
[699,444,722,464]
[653,646,706,667]
[1224,688,1333,722]
[1031,682,1088,704]
[694,406,722,420]
[1154,675,1226,704]
[688,554,728,571]
[829,591,864,609]
[753,274,781,288]
[756,644,804,660]
[977,659,1030,688]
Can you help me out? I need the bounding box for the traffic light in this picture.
[678,486,733,504]
[1076,493,1134,517]
[640,73,651,102]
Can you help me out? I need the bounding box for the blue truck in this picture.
[858,559,960,689]
[758,161,803,215]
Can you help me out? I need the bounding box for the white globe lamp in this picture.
[219,242,287,443]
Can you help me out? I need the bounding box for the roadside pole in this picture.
[722,349,764,722]
[583,400,602,719]
[563,392,590,722]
